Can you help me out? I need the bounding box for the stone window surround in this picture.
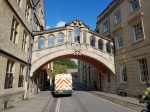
[22,30,28,51]
[120,63,127,83]
[18,65,24,87]
[10,17,19,45]
[138,58,149,83]
[4,60,15,89]
[114,10,121,25]
[128,0,140,12]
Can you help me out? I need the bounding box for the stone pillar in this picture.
[45,38,48,48]
[64,30,67,44]
[95,37,98,49]
[54,34,58,46]
[103,40,107,53]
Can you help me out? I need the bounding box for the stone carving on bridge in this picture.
[71,43,89,55]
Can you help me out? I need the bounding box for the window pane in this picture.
[83,32,86,44]
[58,34,64,45]
[139,58,148,82]
[38,38,45,49]
[74,27,80,43]
[90,36,95,47]
[68,31,72,44]
[98,40,103,50]
[48,36,54,47]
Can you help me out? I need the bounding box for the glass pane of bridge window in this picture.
[98,40,103,50]
[90,36,95,47]
[58,34,64,45]
[74,26,80,43]
[83,32,86,44]
[68,31,72,44]
[48,36,54,47]
[38,37,45,49]
[106,42,111,53]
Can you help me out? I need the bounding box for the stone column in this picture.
[103,40,107,53]
[95,37,98,49]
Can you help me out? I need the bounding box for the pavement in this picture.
[1,84,147,112]
[1,91,53,112]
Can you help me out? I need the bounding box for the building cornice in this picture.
[97,0,123,24]
[127,12,144,24]
[33,27,67,35]
[0,49,28,65]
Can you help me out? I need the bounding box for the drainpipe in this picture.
[24,6,35,99]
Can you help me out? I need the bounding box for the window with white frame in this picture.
[68,31,72,44]
[117,34,123,49]
[25,0,31,21]
[10,18,19,44]
[48,36,54,47]
[38,37,45,49]
[4,60,15,89]
[115,12,121,24]
[130,0,140,12]
[103,21,109,32]
[83,32,86,44]
[133,22,143,42]
[90,36,95,47]
[138,58,149,82]
[15,0,21,6]
[58,34,64,45]
[22,31,28,51]
[18,65,24,87]
[120,64,127,82]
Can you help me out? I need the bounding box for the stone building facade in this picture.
[0,0,45,110]
[95,0,150,97]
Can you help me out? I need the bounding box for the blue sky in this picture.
[44,0,113,64]
[44,0,113,31]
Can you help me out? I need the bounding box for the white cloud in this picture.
[56,21,66,28]
[46,26,50,29]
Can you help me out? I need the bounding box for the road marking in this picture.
[84,92,136,112]
[55,98,60,112]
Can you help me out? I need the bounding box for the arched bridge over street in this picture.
[30,19,115,76]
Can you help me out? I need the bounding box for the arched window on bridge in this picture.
[48,36,54,47]
[74,26,80,43]
[83,32,86,44]
[106,42,111,53]
[38,37,45,49]
[90,36,95,47]
[58,33,64,45]
[98,39,103,50]
[68,31,72,44]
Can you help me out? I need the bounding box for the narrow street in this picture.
[48,85,135,112]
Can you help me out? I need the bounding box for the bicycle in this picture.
[139,100,150,112]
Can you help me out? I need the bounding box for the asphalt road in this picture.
[54,85,135,112]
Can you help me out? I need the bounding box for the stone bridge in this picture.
[30,19,115,76]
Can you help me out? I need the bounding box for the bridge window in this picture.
[98,40,103,50]
[83,32,86,44]
[38,37,45,49]
[74,26,80,43]
[68,31,72,44]
[106,42,111,53]
[58,34,64,45]
[48,36,54,47]
[90,36,95,47]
